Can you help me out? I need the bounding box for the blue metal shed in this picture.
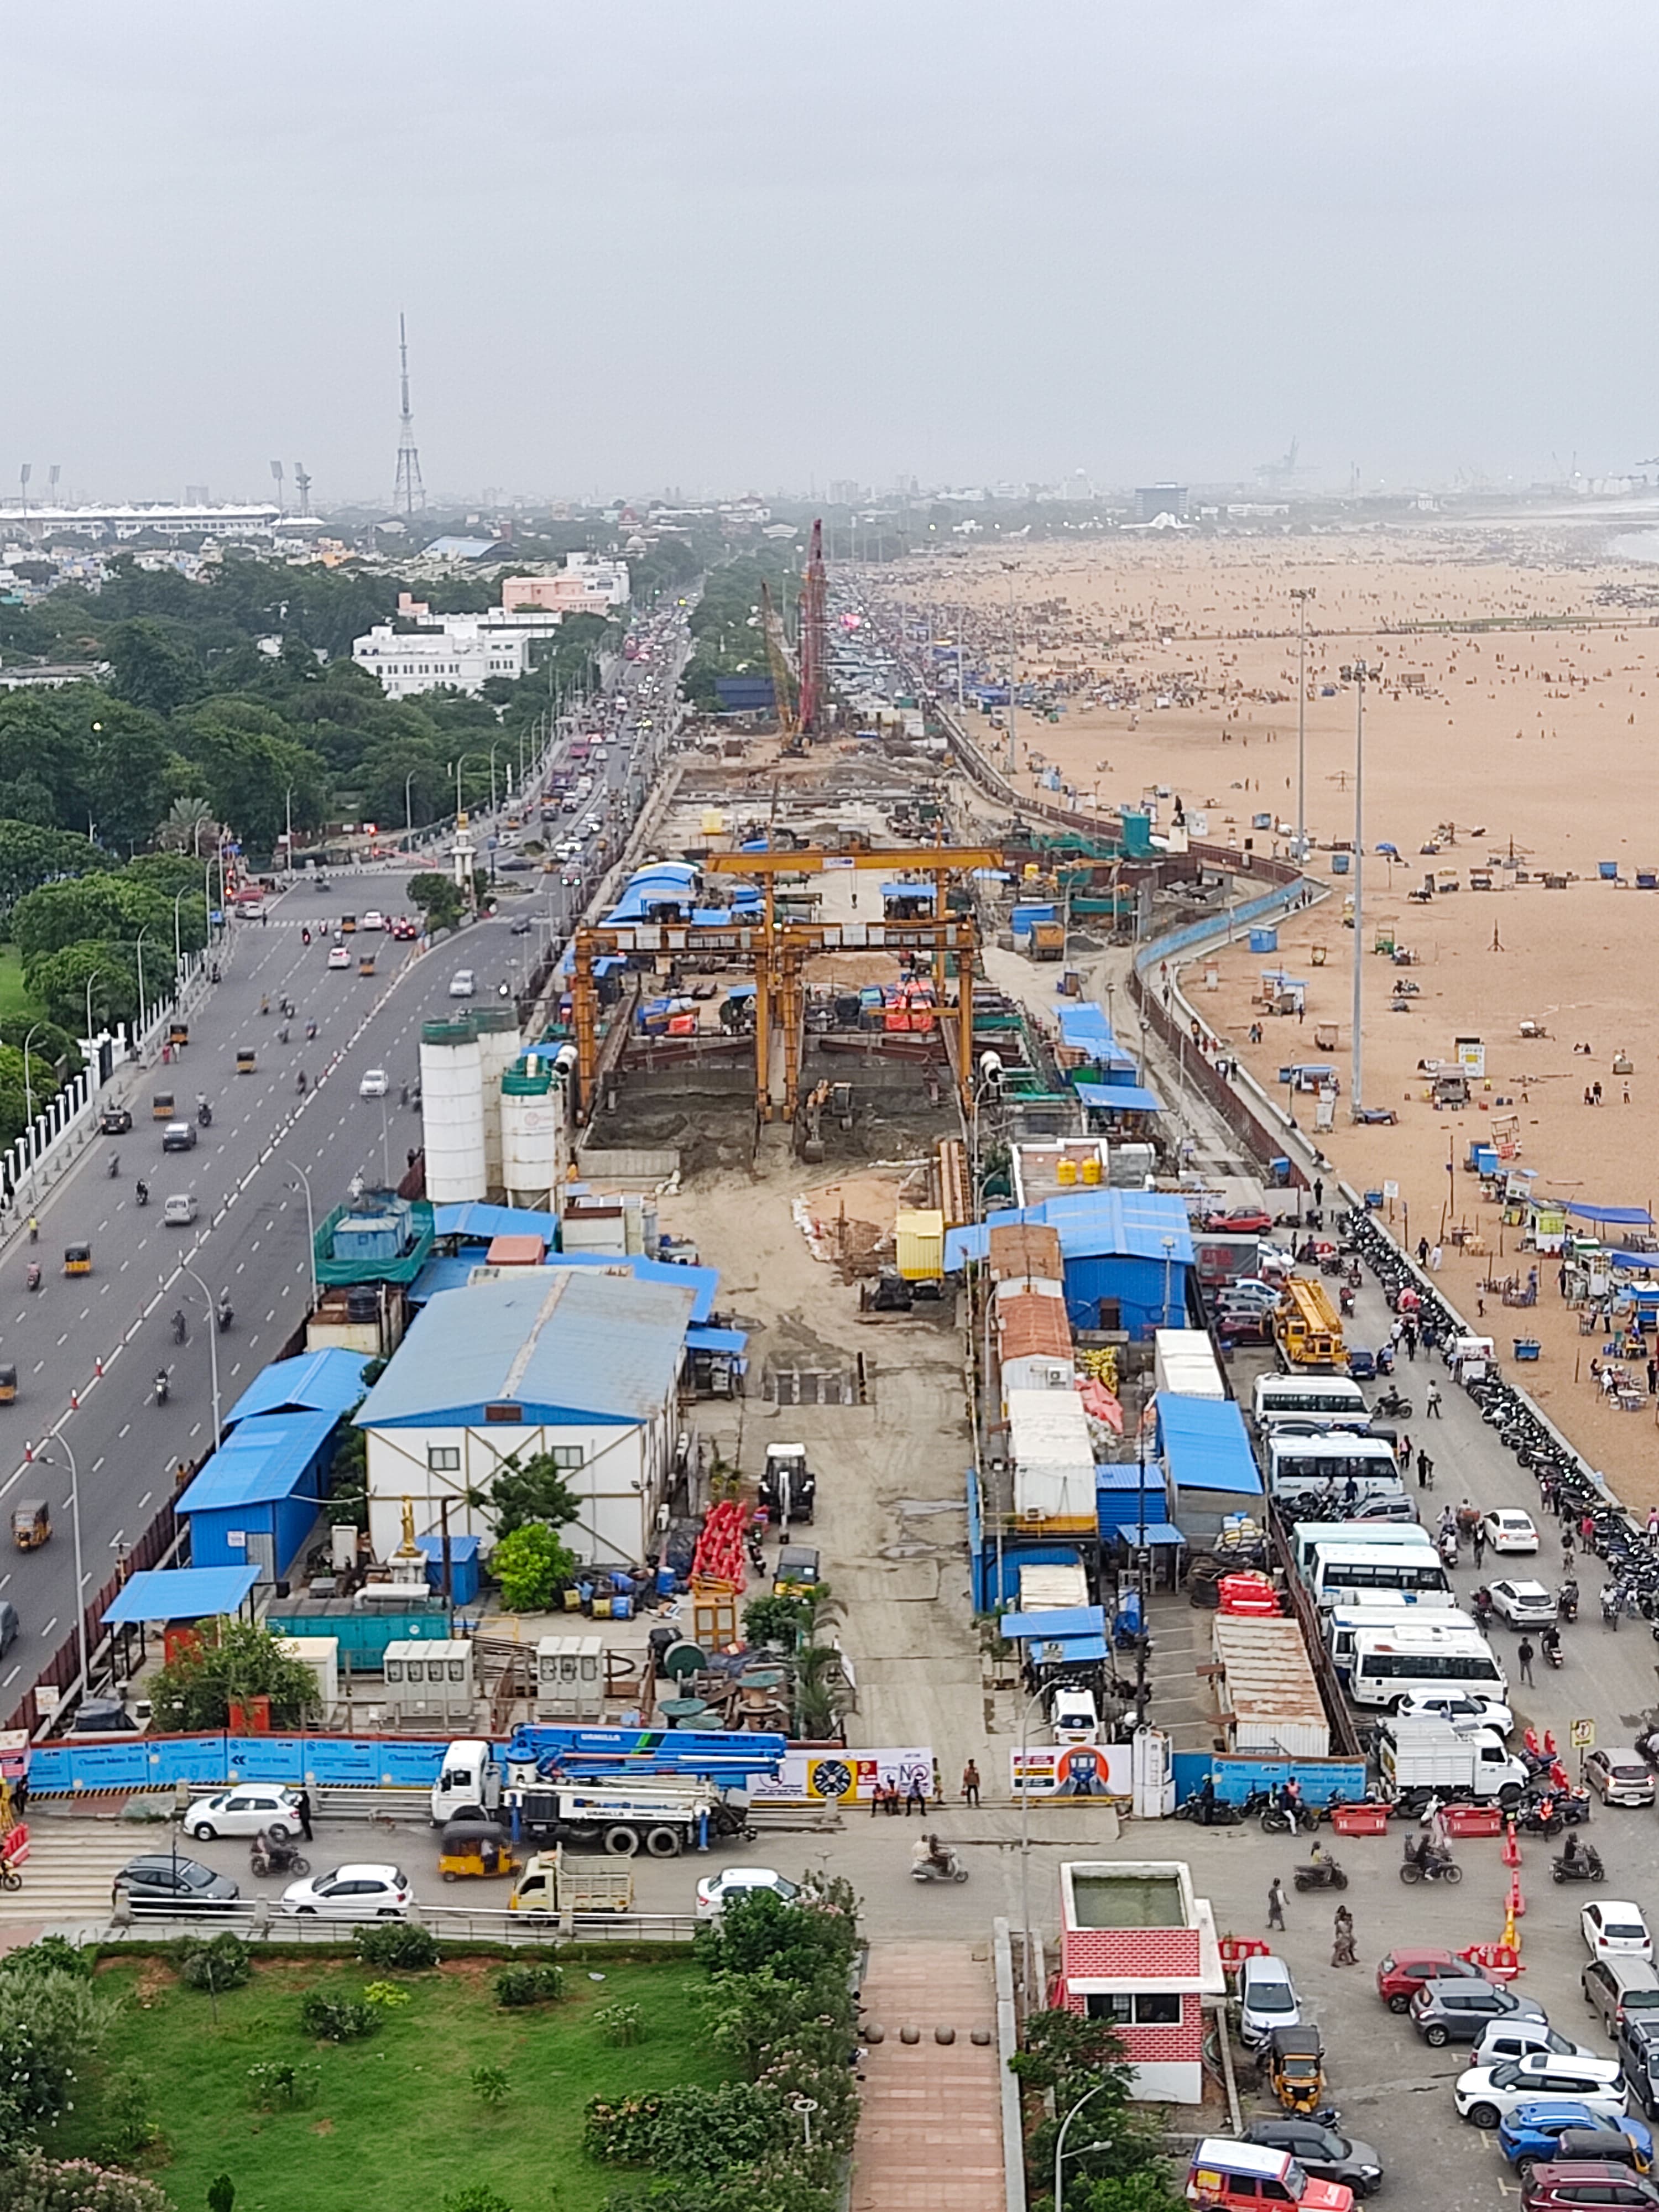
[103,1565,262,1625]
[1154,1391,1262,1541]
[223,1348,373,1430]
[177,1409,341,1579]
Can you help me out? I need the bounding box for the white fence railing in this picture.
[99,1902,698,1947]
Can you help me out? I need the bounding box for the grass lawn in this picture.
[0,945,39,1023]
[60,1949,726,2212]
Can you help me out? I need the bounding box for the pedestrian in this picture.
[1580,1511,1596,1546]
[1594,1081,1604,1105]
[1417,1449,1434,1491]
[961,1759,981,1808]
[1472,1521,1487,1568]
[1417,1237,1430,1265]
[1405,1327,1418,1362]
[1648,1505,1659,1538]
[1396,1432,1412,1473]
[294,1787,314,1843]
[1649,1362,1658,1398]
[1517,1637,1535,1685]
[1313,1177,1324,1212]
[905,1772,927,1817]
[1425,1380,1443,1418]
[1430,1245,1443,1271]
[1332,1908,1357,1968]
[1267,1877,1287,1931]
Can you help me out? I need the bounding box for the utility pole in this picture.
[1340,660,1373,1113]
[1291,587,1314,859]
[393,312,425,515]
[1001,562,1019,774]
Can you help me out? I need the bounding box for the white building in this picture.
[354,1269,696,1567]
[0,502,291,543]
[352,618,532,700]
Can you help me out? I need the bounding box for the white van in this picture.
[1253,1375,1369,1431]
[1307,1541,1453,1611]
[163,1193,199,1228]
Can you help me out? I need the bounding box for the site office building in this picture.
[1053,1859,1226,2104]
[354,1270,696,1567]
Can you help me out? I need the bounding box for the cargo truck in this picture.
[1376,1716,1528,1810]
[1031,920,1066,961]
[508,1846,634,1917]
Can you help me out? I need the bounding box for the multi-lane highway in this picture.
[0,602,689,1719]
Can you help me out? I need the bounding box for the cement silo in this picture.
[473,1008,522,1198]
[419,1019,486,1203]
[500,1054,562,1210]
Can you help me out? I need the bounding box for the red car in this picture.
[1522,2166,1659,2212]
[1376,1948,1495,2014]
[1203,1206,1275,1235]
[390,917,418,941]
[1216,1310,1274,1347]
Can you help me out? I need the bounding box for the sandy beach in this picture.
[884,528,1659,1501]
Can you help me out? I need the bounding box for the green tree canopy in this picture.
[146,1618,320,1733]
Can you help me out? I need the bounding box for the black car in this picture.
[160,1121,197,1152]
[113,1854,241,1911]
[1245,2119,1384,2198]
[98,1107,133,1135]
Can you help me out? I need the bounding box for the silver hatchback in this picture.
[1585,1748,1657,1808]
[1411,1979,1546,2047]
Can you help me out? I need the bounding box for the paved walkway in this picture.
[853,1940,1006,2212]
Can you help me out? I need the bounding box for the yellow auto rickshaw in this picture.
[358,952,377,977]
[437,1817,519,1882]
[62,1244,91,1278]
[341,913,357,935]
[236,1047,256,1075]
[1259,2025,1327,2116]
[0,1364,15,1407]
[151,1091,176,1121]
[168,1021,189,1051]
[773,1543,822,1599]
[11,1499,48,1551]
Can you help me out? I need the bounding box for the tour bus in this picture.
[1325,1603,1480,1683]
[1348,1622,1507,1710]
[1253,1374,1370,1431]
[1291,1521,1436,1584]
[1306,1541,1453,1612]
[1267,1431,1404,1508]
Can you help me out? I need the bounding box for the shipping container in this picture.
[895,1207,945,1280]
[1152,1328,1224,1400]
[1211,1613,1330,1760]
[1009,1388,1096,1527]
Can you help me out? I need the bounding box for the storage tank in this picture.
[419,1019,486,1203]
[501,1054,561,1209]
[473,1008,522,1197]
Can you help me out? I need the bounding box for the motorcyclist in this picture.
[296,1071,308,1095]
[1560,1578,1579,1619]
[1541,1621,1562,1663]
[171,1310,187,1344]
[305,1019,317,1041]
[135,1178,149,1207]
[27,1218,36,1244]
[1562,1829,1584,1870]
[154,1370,169,1404]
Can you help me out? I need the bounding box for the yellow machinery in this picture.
[759,580,799,745]
[1275,1277,1347,1370]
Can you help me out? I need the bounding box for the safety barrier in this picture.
[29,1729,456,1797]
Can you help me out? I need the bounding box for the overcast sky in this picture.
[4,2,1656,507]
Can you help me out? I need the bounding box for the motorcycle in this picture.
[171,1310,188,1345]
[1558,1581,1579,1623]
[153,1371,170,1407]
[1400,1845,1462,1885]
[249,1830,310,1880]
[216,1300,233,1333]
[1603,1587,1623,1630]
[106,1154,119,1178]
[1292,1856,1348,1892]
[1552,1844,1606,1884]
[1375,1387,1414,1420]
[911,1847,968,1885]
[135,1181,149,1208]
[24,1264,40,1293]
[296,1072,308,1095]
[196,1101,212,1128]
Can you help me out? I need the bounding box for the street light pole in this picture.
[1340,660,1372,1114]
[405,770,417,847]
[1054,2083,1110,2212]
[20,1022,43,1144]
[180,1261,223,1450]
[284,1159,319,1312]
[31,1434,87,1697]
[1291,587,1314,859]
[133,927,152,1048]
[172,889,189,987]
[284,784,294,878]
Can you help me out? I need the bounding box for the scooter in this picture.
[196,1101,212,1128]
[25,1264,40,1293]
[135,1181,149,1208]
[911,1848,968,1885]
[153,1372,170,1407]
[1552,1844,1606,1884]
[1292,1856,1348,1892]
[216,1300,233,1333]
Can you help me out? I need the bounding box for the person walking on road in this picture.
[1425,1380,1443,1418]
[961,1760,981,1808]
[1267,1878,1287,1931]
[1332,1906,1357,1967]
[1417,1450,1434,1490]
[294,1788,314,1844]
[1517,1637,1536,1686]
[1472,1520,1487,1569]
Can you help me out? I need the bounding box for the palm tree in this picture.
[158,796,222,856]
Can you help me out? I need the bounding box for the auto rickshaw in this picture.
[0,1364,15,1408]
[62,1244,91,1278]
[437,1817,519,1882]
[773,1543,822,1599]
[151,1090,176,1121]
[358,951,377,977]
[168,1021,189,1051]
[11,1499,48,1551]
[1259,2025,1327,2116]
[236,1047,256,1075]
[341,913,357,934]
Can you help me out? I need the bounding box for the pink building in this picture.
[502,556,629,617]
[1052,1860,1225,2103]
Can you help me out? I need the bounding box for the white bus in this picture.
[1349,1624,1507,1710]
[1292,1522,1435,1582]
[1307,1542,1453,1611]
[1253,1375,1370,1431]
[1268,1432,1404,1504]
[1326,1602,1481,1682]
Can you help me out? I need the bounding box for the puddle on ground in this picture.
[894,1498,965,1516]
[879,1541,943,1560]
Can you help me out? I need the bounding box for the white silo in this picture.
[419,1019,487,1203]
[501,1055,561,1210]
[473,1008,522,1199]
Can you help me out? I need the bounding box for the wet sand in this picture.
[885,529,1659,1501]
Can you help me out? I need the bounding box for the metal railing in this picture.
[100,1901,698,1947]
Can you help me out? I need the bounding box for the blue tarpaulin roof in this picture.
[1109,1521,1187,1547]
[998,1605,1107,1642]
[103,1566,260,1625]
[223,1349,372,1429]
[410,1249,719,1323]
[881,881,936,900]
[1563,1202,1655,1226]
[1155,1391,1263,1495]
[1075,1083,1163,1113]
[1096,1465,1168,1492]
[945,1189,1194,1271]
[685,1324,748,1355]
[434,1202,560,1243]
[178,1410,339,1514]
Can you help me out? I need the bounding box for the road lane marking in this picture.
[137,1490,152,1510]
[118,1423,130,1438]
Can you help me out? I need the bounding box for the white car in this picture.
[1239,1953,1301,2048]
[1583,1902,1654,1960]
[1484,1509,1540,1554]
[358,1068,389,1099]
[448,970,476,998]
[1454,2051,1626,2127]
[694,1866,800,1921]
[1488,1578,1557,1628]
[186,1786,306,1841]
[1395,1690,1516,1737]
[361,910,384,931]
[327,945,351,970]
[281,1864,412,1919]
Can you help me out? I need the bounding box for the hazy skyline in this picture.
[4,2,1656,508]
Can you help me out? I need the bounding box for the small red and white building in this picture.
[1052,1859,1227,2103]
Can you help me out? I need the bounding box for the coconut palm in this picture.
[157,796,222,856]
